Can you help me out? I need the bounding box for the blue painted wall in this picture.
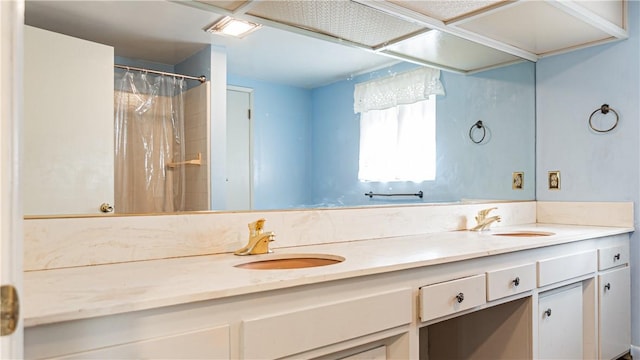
[311,61,536,206]
[175,45,212,90]
[536,0,640,349]
[227,74,312,209]
[114,56,174,73]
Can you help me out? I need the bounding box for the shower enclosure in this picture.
[114,67,210,214]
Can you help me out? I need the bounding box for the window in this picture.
[354,66,444,182]
[358,97,436,182]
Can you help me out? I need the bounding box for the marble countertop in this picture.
[23,223,632,327]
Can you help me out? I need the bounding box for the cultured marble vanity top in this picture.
[23,223,633,327]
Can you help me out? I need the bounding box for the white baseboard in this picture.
[631,344,639,359]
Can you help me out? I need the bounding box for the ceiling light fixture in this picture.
[205,16,262,38]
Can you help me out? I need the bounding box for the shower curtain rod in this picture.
[114,64,207,83]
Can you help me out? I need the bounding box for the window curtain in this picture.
[358,99,436,182]
[354,66,445,114]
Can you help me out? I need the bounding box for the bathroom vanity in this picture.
[22,202,633,359]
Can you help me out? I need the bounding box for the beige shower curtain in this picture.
[114,71,186,213]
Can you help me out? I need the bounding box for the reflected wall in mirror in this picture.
[23,0,535,217]
[231,61,535,210]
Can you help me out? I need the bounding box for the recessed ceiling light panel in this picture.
[205,16,262,38]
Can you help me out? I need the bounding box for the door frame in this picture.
[0,0,25,357]
[226,85,254,210]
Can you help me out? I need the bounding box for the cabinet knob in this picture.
[604,283,611,291]
[544,308,552,317]
[512,277,520,287]
[455,292,464,303]
[614,253,621,261]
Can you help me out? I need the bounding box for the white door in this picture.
[226,87,252,210]
[0,0,24,357]
[538,283,583,359]
[23,26,114,216]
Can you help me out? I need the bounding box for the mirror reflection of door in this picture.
[23,26,114,216]
[226,87,253,210]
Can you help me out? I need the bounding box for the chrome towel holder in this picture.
[365,191,424,199]
[589,104,619,133]
[469,120,486,144]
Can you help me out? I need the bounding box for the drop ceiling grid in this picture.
[384,30,522,72]
[388,0,504,22]
[246,0,426,47]
[454,1,614,55]
[196,0,250,12]
[573,0,625,28]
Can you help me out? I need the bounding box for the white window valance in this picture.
[354,66,445,114]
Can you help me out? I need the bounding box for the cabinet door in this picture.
[538,283,583,359]
[599,266,630,359]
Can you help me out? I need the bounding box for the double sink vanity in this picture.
[23,201,633,359]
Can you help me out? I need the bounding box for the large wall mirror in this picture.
[23,0,535,217]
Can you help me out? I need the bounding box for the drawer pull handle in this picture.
[455,293,464,303]
[544,308,552,317]
[604,283,611,291]
[512,277,520,287]
[614,253,621,261]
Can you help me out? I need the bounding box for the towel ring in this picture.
[589,104,619,133]
[469,120,486,144]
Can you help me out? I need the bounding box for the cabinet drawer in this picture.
[56,325,230,359]
[341,346,387,360]
[598,244,629,270]
[242,288,412,359]
[537,250,596,287]
[419,274,486,322]
[486,263,536,301]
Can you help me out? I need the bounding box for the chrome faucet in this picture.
[234,218,276,256]
[470,207,501,231]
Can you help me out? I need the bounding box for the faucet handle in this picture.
[477,207,498,218]
[476,207,497,221]
[248,218,266,233]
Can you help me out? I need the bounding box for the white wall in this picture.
[536,1,640,352]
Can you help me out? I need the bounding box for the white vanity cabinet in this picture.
[25,283,415,360]
[538,283,584,359]
[597,242,631,359]
[24,231,632,360]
